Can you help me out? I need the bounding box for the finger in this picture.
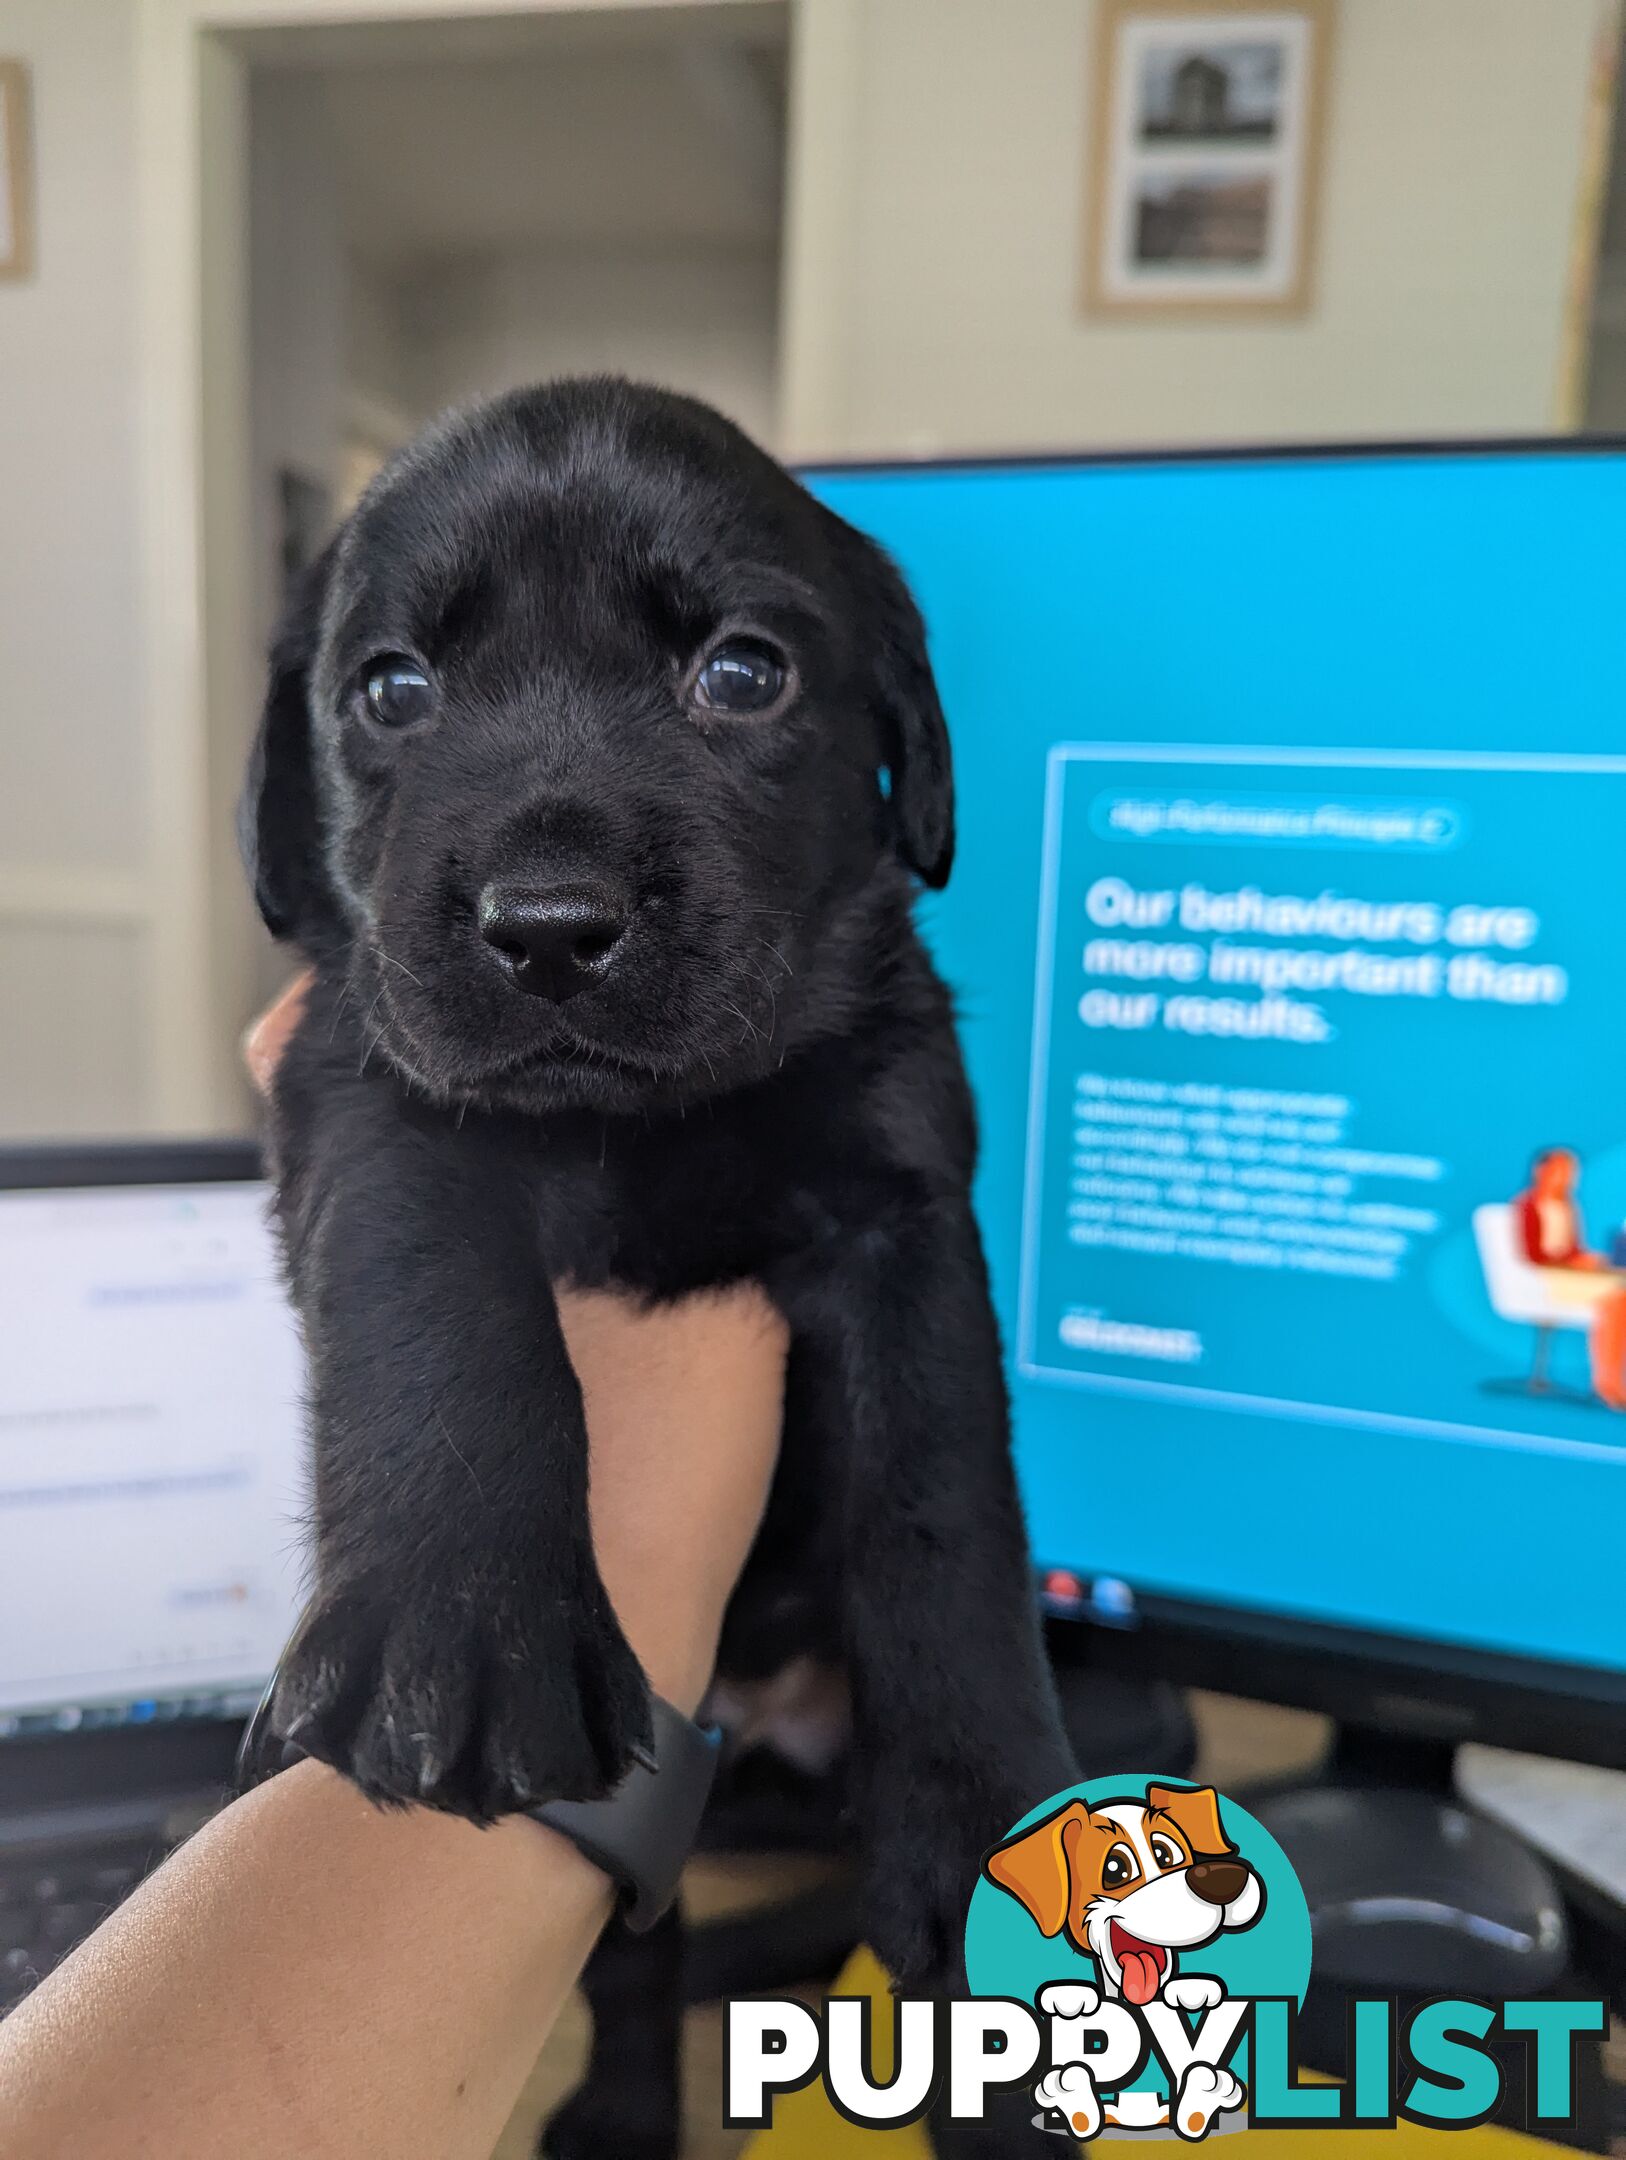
[244,969,315,1096]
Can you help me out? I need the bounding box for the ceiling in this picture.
[252,5,788,267]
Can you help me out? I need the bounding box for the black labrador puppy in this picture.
[242,378,1074,2150]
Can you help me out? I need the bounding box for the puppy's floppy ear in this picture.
[983,1801,1090,1938]
[239,541,341,946]
[848,532,955,889]
[1147,1784,1235,1860]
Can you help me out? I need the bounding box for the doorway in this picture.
[142,0,791,1127]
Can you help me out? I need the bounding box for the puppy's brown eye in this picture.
[693,639,787,715]
[1102,1844,1138,1890]
[363,657,434,728]
[1149,1836,1182,1871]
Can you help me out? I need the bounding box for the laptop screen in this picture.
[0,1178,306,1736]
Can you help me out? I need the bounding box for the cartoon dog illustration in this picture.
[983,1785,1262,2140]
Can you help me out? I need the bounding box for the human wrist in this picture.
[563,1283,784,1718]
[614,1595,720,1721]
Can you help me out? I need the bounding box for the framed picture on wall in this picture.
[0,61,35,281]
[1083,0,1334,316]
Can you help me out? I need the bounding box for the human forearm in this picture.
[0,1282,787,2160]
[0,1759,610,2160]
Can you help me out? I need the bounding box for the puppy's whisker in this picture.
[327,976,356,1046]
[762,941,793,1034]
[356,986,389,1077]
[435,1409,486,1506]
[721,997,766,1050]
[374,946,426,991]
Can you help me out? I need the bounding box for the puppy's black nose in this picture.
[1187,1860,1249,1907]
[478,881,631,1002]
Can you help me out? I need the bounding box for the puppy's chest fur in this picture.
[437,968,971,1306]
[526,1081,903,1300]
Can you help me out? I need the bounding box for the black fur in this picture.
[241,380,1073,2134]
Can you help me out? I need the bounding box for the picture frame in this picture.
[1083,0,1334,318]
[0,61,35,282]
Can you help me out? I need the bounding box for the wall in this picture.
[782,0,1603,458]
[401,241,781,447]
[1584,23,1626,431]
[0,0,148,1136]
[346,253,415,443]
[248,72,345,643]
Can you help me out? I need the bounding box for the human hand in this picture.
[242,970,311,1095]
[244,971,786,1719]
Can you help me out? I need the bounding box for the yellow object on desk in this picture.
[746,1950,1564,2155]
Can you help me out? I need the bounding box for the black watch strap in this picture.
[532,1695,722,1931]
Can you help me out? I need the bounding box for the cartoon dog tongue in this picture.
[1114,1931,1163,2005]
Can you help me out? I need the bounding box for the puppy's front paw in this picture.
[265,1561,651,1816]
[1037,1981,1100,2021]
[1161,1974,1224,2013]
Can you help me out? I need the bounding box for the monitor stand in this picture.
[1248,1725,1612,2147]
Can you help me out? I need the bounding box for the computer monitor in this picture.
[9,450,1622,1792]
[0,1144,305,1750]
[808,439,1626,1769]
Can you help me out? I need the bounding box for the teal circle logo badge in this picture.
[964,1776,1312,2139]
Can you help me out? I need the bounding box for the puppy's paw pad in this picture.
[1038,1981,1100,2020]
[1161,1974,1225,2013]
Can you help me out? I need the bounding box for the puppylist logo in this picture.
[975,1779,1275,2136]
[725,1775,1606,2139]
[963,1779,1295,2134]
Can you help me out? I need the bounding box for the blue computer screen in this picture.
[809,447,1626,1676]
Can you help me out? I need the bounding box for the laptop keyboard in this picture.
[0,1839,160,2011]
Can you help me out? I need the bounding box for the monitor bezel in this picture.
[808,432,1626,1770]
[1044,1573,1626,1772]
[0,1138,263,1193]
[801,428,1626,479]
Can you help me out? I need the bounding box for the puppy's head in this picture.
[241,378,952,1112]
[983,1785,1264,2005]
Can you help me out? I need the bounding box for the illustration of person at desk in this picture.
[1516,1147,1626,1409]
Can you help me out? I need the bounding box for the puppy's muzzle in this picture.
[1186,1859,1250,1907]
[479,878,631,1002]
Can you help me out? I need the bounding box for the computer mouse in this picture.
[1252,1786,1569,1996]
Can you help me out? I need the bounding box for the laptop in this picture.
[0,1142,306,2011]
